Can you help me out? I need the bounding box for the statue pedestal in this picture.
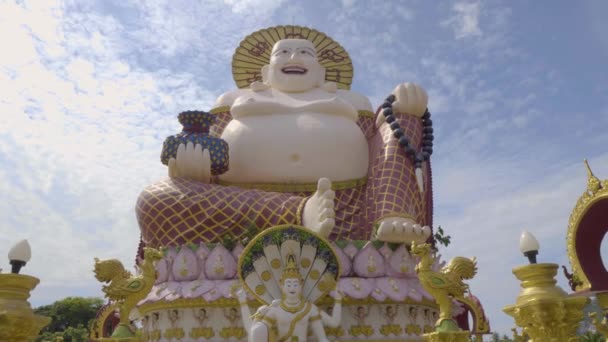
[424,331,470,342]
[0,273,51,341]
[423,319,470,342]
[503,263,588,341]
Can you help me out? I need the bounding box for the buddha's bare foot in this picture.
[374,217,431,244]
[302,178,335,237]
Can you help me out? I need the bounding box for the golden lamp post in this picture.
[503,231,588,342]
[0,239,51,342]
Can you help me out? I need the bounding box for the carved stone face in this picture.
[409,306,417,319]
[282,277,302,302]
[263,39,325,92]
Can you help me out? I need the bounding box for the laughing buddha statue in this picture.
[136,26,434,246]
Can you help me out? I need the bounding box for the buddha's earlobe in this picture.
[317,67,326,88]
[322,81,337,93]
[261,65,270,85]
[250,81,269,92]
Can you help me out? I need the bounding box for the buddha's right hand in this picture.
[168,142,211,183]
[302,178,336,238]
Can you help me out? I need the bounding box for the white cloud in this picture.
[223,0,285,14]
[0,1,217,305]
[341,0,356,8]
[442,1,482,39]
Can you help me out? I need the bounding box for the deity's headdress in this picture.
[237,225,340,305]
[280,253,302,283]
[232,25,353,90]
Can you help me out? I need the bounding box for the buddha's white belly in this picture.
[219,113,369,183]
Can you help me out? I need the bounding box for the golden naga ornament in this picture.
[94,247,163,339]
[410,241,477,341]
[566,159,608,292]
[232,25,353,90]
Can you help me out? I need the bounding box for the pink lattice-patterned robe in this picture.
[136,107,433,247]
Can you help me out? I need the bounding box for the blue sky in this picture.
[1,0,607,337]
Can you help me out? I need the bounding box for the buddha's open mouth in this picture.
[281,65,307,75]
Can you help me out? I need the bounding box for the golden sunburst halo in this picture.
[232,25,353,90]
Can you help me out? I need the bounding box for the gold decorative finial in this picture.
[280,253,301,283]
[584,159,601,194]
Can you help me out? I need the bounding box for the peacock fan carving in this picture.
[410,241,477,332]
[94,247,163,338]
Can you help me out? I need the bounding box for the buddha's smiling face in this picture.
[263,39,325,92]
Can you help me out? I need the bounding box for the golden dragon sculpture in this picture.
[94,247,162,338]
[410,241,477,332]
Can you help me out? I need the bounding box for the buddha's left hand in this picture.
[376,83,428,127]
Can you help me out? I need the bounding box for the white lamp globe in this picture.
[519,231,540,254]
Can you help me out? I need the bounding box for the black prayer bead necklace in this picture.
[381,94,434,169]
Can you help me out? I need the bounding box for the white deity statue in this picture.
[238,254,342,342]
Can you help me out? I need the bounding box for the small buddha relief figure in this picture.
[380,305,402,336]
[323,306,345,338]
[195,308,209,326]
[150,312,161,341]
[169,309,179,327]
[190,308,215,339]
[164,309,185,340]
[349,306,374,337]
[423,308,434,333]
[367,254,377,273]
[400,251,410,274]
[405,306,422,336]
[214,254,225,275]
[141,315,149,341]
[179,255,188,278]
[220,307,246,339]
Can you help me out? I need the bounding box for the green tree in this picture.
[580,331,606,342]
[489,332,515,342]
[34,297,104,342]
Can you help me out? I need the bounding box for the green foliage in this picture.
[34,297,104,342]
[489,332,515,341]
[480,330,606,342]
[242,221,261,245]
[580,331,606,342]
[222,234,236,250]
[433,225,451,250]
